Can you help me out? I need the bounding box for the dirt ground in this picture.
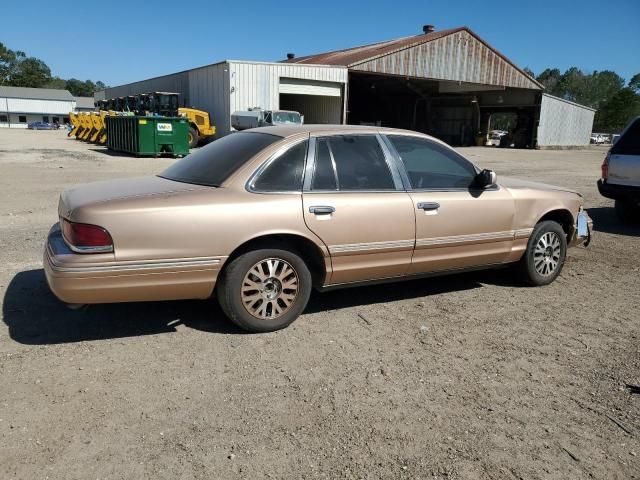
[0,128,638,480]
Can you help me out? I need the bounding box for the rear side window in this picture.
[251,140,308,192]
[387,135,477,189]
[312,135,395,191]
[159,132,281,187]
[612,118,640,155]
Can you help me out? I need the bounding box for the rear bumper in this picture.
[44,224,224,305]
[597,179,640,201]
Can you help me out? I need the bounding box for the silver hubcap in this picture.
[241,258,299,320]
[534,231,562,276]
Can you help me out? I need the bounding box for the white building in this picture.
[74,96,96,112]
[0,86,94,128]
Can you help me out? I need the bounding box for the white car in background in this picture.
[486,130,506,147]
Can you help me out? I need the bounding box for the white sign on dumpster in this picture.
[157,123,173,132]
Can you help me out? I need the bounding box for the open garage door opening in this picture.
[279,78,344,124]
[346,72,539,148]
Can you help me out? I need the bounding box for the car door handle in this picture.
[417,202,440,211]
[309,205,335,215]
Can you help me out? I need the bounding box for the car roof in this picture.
[246,124,432,139]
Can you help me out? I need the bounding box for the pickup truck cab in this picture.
[598,117,640,222]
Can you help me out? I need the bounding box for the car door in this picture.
[384,134,516,274]
[302,133,415,285]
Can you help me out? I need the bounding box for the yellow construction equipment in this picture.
[89,113,102,143]
[80,114,93,141]
[98,111,108,144]
[68,112,80,138]
[178,107,216,148]
[66,92,216,149]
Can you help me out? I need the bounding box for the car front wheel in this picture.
[217,248,312,332]
[517,220,567,286]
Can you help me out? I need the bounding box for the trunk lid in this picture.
[58,176,208,218]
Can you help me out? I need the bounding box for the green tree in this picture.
[0,42,51,87]
[536,68,563,96]
[629,73,640,93]
[45,76,67,90]
[523,67,535,79]
[10,57,51,87]
[65,78,91,96]
[585,70,625,108]
[594,88,640,132]
[65,78,105,96]
[559,67,588,103]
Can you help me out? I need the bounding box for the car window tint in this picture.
[612,118,640,155]
[319,135,394,190]
[388,136,477,189]
[251,141,308,191]
[159,132,281,187]
[312,139,338,190]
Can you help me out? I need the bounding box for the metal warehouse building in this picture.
[97,61,348,138]
[98,26,595,147]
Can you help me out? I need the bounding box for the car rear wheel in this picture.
[217,249,312,332]
[517,220,567,286]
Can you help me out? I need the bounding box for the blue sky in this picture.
[3,0,639,87]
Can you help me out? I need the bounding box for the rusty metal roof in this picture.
[284,27,543,90]
[284,27,464,67]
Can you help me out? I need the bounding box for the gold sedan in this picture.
[44,125,592,332]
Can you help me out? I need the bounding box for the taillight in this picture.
[61,219,113,253]
[601,152,610,180]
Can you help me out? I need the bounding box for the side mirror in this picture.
[475,169,497,188]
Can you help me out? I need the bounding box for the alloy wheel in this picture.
[241,258,299,319]
[533,231,562,276]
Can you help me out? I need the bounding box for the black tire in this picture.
[187,126,199,148]
[217,248,312,333]
[615,199,639,224]
[516,220,567,286]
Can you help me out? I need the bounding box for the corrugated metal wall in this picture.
[103,71,191,104]
[537,94,595,147]
[228,62,347,109]
[350,30,541,91]
[188,63,230,137]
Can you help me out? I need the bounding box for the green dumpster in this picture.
[106,116,189,157]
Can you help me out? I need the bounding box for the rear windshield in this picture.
[159,132,281,186]
[611,118,640,155]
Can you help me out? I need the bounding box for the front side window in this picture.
[387,135,477,189]
[312,135,395,191]
[159,132,281,187]
[251,140,308,192]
